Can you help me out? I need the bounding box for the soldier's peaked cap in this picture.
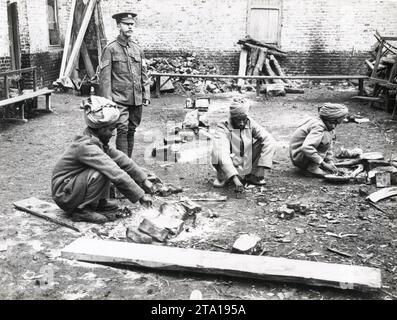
[112,12,137,23]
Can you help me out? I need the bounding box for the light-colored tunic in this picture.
[211,117,276,180]
[51,128,147,212]
[289,117,334,169]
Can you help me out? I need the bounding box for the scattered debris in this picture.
[326,247,353,258]
[232,234,261,253]
[138,218,170,242]
[126,227,153,244]
[366,187,397,203]
[336,147,363,158]
[0,242,8,252]
[276,205,295,220]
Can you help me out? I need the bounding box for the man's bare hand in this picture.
[321,161,338,173]
[233,175,244,193]
[142,179,154,194]
[139,195,153,208]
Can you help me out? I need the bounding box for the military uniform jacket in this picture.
[98,34,150,106]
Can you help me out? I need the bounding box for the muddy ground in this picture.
[0,84,396,300]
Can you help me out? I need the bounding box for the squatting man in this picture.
[211,98,277,193]
[51,96,154,224]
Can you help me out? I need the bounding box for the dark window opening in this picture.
[47,0,60,46]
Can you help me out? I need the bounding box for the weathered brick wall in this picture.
[100,0,247,74]
[99,0,397,75]
[280,0,397,74]
[0,0,10,58]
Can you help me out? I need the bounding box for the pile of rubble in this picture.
[147,54,236,94]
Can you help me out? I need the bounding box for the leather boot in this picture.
[116,131,128,156]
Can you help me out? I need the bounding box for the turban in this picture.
[318,103,349,120]
[229,98,250,118]
[82,96,120,129]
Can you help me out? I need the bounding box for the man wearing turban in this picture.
[211,98,277,193]
[51,96,154,223]
[289,103,349,177]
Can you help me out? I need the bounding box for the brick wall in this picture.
[280,0,397,74]
[99,0,397,75]
[0,0,10,57]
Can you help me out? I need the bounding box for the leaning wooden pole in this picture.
[237,48,248,87]
[269,54,291,84]
[59,0,77,77]
[64,0,97,78]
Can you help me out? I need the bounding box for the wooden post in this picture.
[32,68,37,91]
[371,41,384,79]
[247,48,260,76]
[59,0,77,77]
[4,75,9,99]
[358,78,364,96]
[392,93,397,120]
[256,80,261,97]
[94,2,102,62]
[155,75,161,98]
[252,48,267,76]
[80,42,95,78]
[269,55,291,84]
[237,49,248,87]
[264,58,284,84]
[64,0,97,78]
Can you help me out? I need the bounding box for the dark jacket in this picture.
[98,34,150,106]
[51,128,147,209]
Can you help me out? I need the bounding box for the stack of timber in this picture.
[356,31,397,119]
[237,35,304,96]
[53,0,106,94]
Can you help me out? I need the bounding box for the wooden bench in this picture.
[151,72,369,98]
[0,67,54,122]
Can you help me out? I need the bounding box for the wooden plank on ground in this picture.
[366,187,397,203]
[61,238,382,291]
[14,197,80,232]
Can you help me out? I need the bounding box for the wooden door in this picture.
[247,0,282,44]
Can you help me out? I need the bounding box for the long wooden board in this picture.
[62,238,381,291]
[14,197,80,232]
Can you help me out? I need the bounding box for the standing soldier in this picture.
[98,12,151,157]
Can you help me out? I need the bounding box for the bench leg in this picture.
[358,79,364,96]
[46,94,53,112]
[155,75,160,98]
[256,80,260,97]
[392,94,397,120]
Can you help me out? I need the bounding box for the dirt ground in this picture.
[0,84,396,300]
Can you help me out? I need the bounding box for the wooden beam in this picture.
[252,48,267,76]
[59,0,77,77]
[237,49,248,87]
[269,55,291,84]
[150,73,368,80]
[243,43,286,58]
[64,0,97,78]
[93,1,102,61]
[62,238,382,291]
